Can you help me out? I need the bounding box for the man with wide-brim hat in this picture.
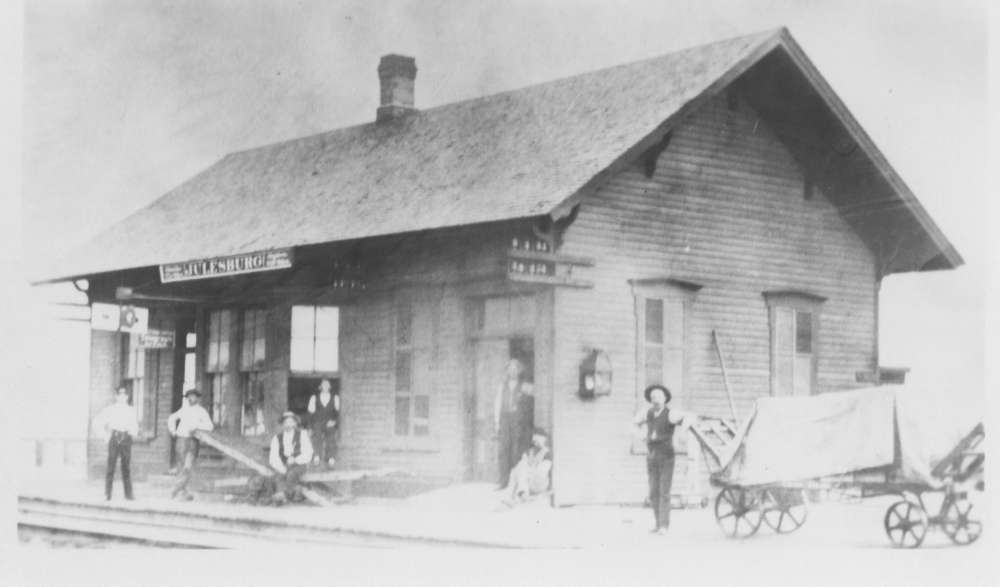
[633,384,696,534]
[166,388,214,500]
[268,410,314,504]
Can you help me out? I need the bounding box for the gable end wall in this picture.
[551,94,878,505]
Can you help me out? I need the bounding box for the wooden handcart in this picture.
[691,410,984,548]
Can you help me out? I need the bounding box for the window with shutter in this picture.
[239,308,268,436]
[394,301,431,437]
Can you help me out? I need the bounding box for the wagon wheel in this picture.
[762,488,808,534]
[883,500,929,548]
[942,497,982,546]
[715,488,763,538]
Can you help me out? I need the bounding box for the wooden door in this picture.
[472,339,509,482]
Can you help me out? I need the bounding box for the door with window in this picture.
[631,280,697,454]
[765,291,824,396]
[467,295,536,481]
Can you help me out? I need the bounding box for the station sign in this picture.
[159,248,293,283]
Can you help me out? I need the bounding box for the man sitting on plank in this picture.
[267,411,314,505]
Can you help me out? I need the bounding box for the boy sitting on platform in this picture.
[503,428,552,505]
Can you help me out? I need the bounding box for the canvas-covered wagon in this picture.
[691,387,984,548]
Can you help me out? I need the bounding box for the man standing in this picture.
[494,359,529,487]
[93,386,138,501]
[307,379,339,468]
[634,384,695,534]
[268,411,314,504]
[167,388,214,501]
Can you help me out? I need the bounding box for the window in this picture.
[765,291,824,396]
[182,331,197,391]
[239,309,267,436]
[206,309,233,426]
[394,302,429,436]
[638,297,685,397]
[122,333,152,436]
[290,306,339,373]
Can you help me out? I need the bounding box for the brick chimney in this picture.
[377,54,417,122]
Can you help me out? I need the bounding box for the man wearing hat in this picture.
[268,411,314,504]
[307,378,339,468]
[167,388,214,500]
[634,384,695,534]
[93,386,139,501]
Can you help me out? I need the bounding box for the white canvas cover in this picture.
[715,387,897,486]
[714,386,981,488]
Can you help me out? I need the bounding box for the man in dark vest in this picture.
[307,378,340,468]
[633,384,696,534]
[494,359,534,487]
[268,411,314,504]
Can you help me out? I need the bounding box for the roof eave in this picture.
[772,31,963,271]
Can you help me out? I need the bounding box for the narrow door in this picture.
[472,339,509,482]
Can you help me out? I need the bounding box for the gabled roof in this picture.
[36,27,961,284]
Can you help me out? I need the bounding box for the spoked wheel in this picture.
[942,497,983,546]
[715,487,763,538]
[761,488,808,534]
[883,500,929,548]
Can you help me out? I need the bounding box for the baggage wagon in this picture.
[690,388,984,548]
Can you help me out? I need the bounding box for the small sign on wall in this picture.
[139,329,175,349]
[91,302,149,334]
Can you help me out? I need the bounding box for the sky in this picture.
[11,0,991,432]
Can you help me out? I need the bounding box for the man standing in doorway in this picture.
[167,388,214,500]
[93,386,138,501]
[494,359,529,487]
[307,378,339,468]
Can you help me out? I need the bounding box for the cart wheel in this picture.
[762,489,808,534]
[883,500,929,548]
[942,497,982,546]
[715,488,763,538]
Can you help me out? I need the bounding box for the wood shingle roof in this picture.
[37,28,960,283]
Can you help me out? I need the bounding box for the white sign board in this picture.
[90,303,149,334]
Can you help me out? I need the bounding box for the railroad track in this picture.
[18,496,483,549]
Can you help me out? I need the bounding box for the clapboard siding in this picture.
[336,225,514,481]
[551,94,877,505]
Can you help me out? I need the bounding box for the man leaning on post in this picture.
[166,388,214,501]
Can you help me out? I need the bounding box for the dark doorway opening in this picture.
[287,376,340,420]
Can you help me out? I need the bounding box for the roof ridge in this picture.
[225,27,783,158]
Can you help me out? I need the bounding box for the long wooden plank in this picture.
[192,431,333,507]
[193,430,272,476]
[711,330,738,423]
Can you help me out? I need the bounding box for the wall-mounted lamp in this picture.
[579,349,612,399]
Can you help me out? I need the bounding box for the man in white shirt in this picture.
[268,411,314,504]
[93,386,139,500]
[167,388,214,500]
